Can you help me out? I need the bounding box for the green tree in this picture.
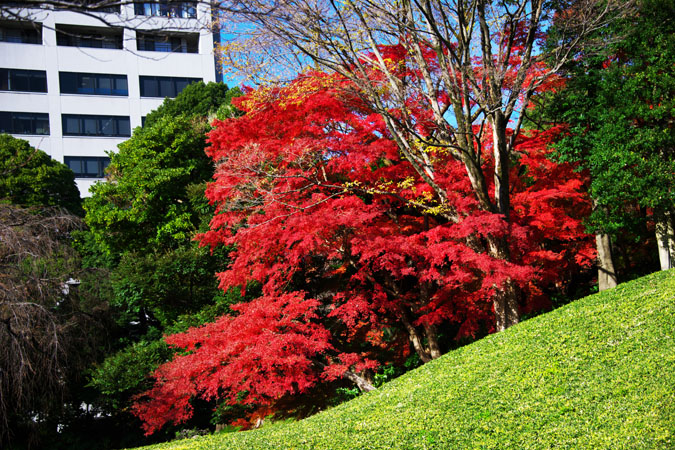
[0,134,82,215]
[143,81,240,128]
[545,0,675,283]
[84,114,213,256]
[84,82,242,439]
[0,137,117,449]
[85,82,241,258]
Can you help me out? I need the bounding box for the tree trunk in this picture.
[423,323,442,359]
[487,235,520,332]
[596,232,618,290]
[483,109,519,332]
[342,369,376,392]
[491,112,511,217]
[668,215,675,268]
[493,280,520,332]
[315,360,376,392]
[400,311,432,363]
[419,282,442,360]
[592,200,618,291]
[655,210,675,270]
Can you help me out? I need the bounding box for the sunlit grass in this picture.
[134,270,675,450]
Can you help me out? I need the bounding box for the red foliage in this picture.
[133,67,593,433]
[132,292,331,434]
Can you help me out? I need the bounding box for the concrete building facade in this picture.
[0,2,219,195]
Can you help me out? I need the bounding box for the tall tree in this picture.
[214,0,629,330]
[84,82,242,442]
[3,0,631,324]
[544,0,675,278]
[133,72,594,434]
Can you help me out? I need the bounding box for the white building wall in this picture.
[1,2,218,196]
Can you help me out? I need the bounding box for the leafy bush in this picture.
[0,134,82,214]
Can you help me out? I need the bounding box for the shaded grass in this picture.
[133,270,675,449]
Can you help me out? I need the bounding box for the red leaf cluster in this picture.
[132,292,330,434]
[133,67,593,433]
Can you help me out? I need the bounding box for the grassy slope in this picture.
[135,270,675,450]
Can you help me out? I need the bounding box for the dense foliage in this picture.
[84,81,240,328]
[0,134,82,214]
[136,270,675,450]
[4,2,673,448]
[133,70,595,434]
[544,0,675,272]
[85,114,214,256]
[80,81,242,447]
[143,82,240,129]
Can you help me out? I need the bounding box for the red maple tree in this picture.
[133,66,593,433]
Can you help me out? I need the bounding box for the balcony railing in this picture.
[56,24,124,50]
[0,22,42,45]
[133,2,197,19]
[136,32,198,53]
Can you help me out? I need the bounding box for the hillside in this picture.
[134,270,675,450]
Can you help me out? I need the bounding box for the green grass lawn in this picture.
[133,270,675,450]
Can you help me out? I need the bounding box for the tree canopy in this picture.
[133,70,595,434]
[215,0,630,331]
[545,0,675,271]
[83,81,243,444]
[85,82,241,256]
[143,82,240,129]
[85,114,214,256]
[0,134,82,215]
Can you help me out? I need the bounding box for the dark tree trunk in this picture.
[400,311,432,363]
[423,323,442,359]
[487,235,520,332]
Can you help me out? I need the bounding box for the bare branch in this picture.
[0,204,110,443]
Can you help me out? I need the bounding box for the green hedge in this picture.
[133,270,675,450]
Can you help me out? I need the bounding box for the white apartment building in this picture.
[0,1,220,195]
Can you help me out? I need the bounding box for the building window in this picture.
[0,111,49,135]
[64,156,110,178]
[136,32,198,53]
[62,114,130,137]
[0,21,42,44]
[56,24,123,50]
[68,0,121,13]
[139,76,201,98]
[60,72,128,96]
[134,2,197,18]
[55,0,120,13]
[0,69,47,93]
